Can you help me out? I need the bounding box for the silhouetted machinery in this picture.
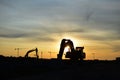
[24,48,39,59]
[57,39,86,60]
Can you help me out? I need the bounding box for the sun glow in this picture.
[61,34,84,47]
[64,46,70,52]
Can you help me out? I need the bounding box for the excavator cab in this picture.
[57,39,86,60]
[76,47,86,58]
[65,47,86,60]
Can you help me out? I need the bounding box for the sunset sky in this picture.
[0,0,120,60]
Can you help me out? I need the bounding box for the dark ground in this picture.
[0,56,120,80]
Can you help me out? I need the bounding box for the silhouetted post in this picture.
[15,48,20,57]
[41,51,43,58]
[48,51,51,58]
[35,48,39,59]
[92,53,95,60]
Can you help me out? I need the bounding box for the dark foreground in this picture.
[0,57,120,80]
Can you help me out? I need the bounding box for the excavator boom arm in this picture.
[57,39,75,60]
[25,48,39,58]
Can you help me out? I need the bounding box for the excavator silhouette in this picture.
[57,39,86,60]
[24,48,39,59]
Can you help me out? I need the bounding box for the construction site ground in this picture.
[0,57,120,80]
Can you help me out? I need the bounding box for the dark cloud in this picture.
[0,0,14,8]
[97,33,119,41]
[30,37,56,42]
[102,41,120,52]
[83,34,120,41]
[0,27,36,38]
[0,0,120,43]
[0,34,26,38]
[112,45,120,52]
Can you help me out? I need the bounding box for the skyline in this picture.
[0,0,120,60]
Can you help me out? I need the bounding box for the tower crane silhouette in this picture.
[15,48,26,57]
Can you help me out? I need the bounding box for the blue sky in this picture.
[0,0,120,59]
